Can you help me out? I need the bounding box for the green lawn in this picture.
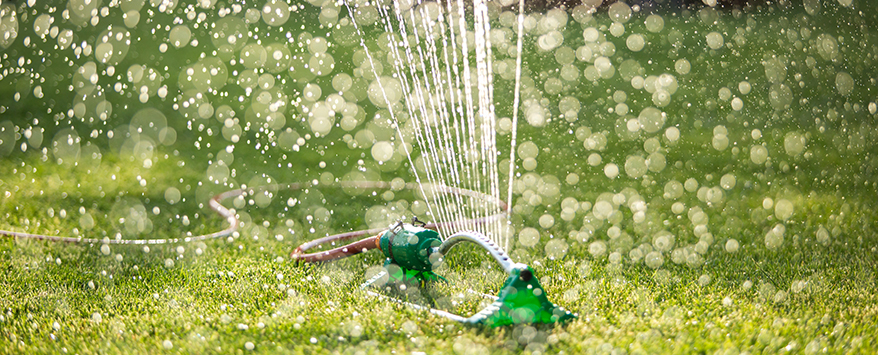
[2,0,878,353]
[2,146,877,353]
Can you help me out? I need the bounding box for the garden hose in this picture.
[0,186,241,245]
[0,180,505,246]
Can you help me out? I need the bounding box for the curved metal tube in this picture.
[438,230,517,275]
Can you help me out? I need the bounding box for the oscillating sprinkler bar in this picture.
[292,219,577,327]
[439,230,516,274]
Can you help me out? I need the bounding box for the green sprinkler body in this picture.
[367,221,576,326]
[378,222,441,273]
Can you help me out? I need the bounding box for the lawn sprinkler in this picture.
[292,216,577,327]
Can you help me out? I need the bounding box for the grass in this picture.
[2,0,878,353]
[1,148,877,354]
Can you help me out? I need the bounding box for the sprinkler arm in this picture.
[365,226,577,326]
[437,231,576,326]
[438,231,516,274]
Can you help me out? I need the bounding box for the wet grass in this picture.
[2,0,878,353]
[1,148,877,354]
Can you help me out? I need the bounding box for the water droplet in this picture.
[638,107,665,133]
[545,239,568,260]
[712,134,729,151]
[738,81,752,95]
[684,178,699,192]
[816,225,830,245]
[603,163,619,179]
[698,274,712,286]
[608,2,632,23]
[722,296,733,307]
[261,0,290,26]
[775,199,794,221]
[587,153,602,166]
[768,83,793,110]
[519,227,540,247]
[609,22,625,37]
[674,59,691,75]
[537,31,563,51]
[644,14,664,33]
[539,214,555,229]
[750,144,769,164]
[765,224,785,250]
[169,25,191,48]
[725,239,739,253]
[705,32,724,50]
[624,155,647,178]
[835,72,854,96]
[370,141,393,162]
[720,174,736,190]
[588,241,607,258]
[626,34,645,52]
[731,97,744,111]
[653,232,674,252]
[645,251,663,269]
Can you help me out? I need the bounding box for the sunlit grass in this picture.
[2,0,878,353]
[1,149,876,354]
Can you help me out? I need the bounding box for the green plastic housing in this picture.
[371,226,576,327]
[480,266,576,326]
[378,225,441,271]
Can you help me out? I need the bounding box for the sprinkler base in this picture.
[480,265,576,326]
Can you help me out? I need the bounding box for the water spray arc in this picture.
[287,0,576,326]
[342,0,511,246]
